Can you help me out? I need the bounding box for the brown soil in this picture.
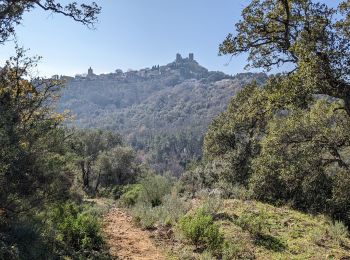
[102,207,165,260]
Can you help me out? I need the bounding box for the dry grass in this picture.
[151,199,350,259]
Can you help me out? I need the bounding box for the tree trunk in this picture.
[94,171,101,193]
[80,161,90,189]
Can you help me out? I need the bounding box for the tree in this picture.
[94,146,139,191]
[203,84,269,185]
[220,0,350,115]
[0,1,103,257]
[250,99,350,224]
[0,48,71,215]
[0,0,101,43]
[70,129,123,192]
[182,0,350,227]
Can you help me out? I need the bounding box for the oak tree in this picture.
[220,0,350,115]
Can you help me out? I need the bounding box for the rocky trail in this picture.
[102,207,165,260]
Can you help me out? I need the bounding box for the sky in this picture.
[0,0,341,77]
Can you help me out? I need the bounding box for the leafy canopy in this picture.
[0,0,101,43]
[220,0,350,115]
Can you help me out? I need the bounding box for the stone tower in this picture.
[176,53,182,62]
[189,53,194,61]
[88,67,94,76]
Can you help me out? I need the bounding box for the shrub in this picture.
[216,183,251,200]
[0,239,19,260]
[201,194,223,216]
[97,187,114,198]
[179,208,224,252]
[130,202,160,229]
[0,221,47,260]
[159,194,189,225]
[328,221,348,245]
[310,226,326,246]
[139,174,173,207]
[221,239,255,260]
[236,210,270,236]
[221,241,240,260]
[130,193,188,228]
[120,184,143,207]
[48,202,108,258]
[199,250,214,260]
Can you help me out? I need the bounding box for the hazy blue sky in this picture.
[0,0,341,77]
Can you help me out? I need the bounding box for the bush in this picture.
[328,221,349,245]
[199,250,214,260]
[236,210,270,236]
[179,208,224,252]
[0,238,19,260]
[120,184,143,207]
[130,202,160,229]
[48,202,108,258]
[0,239,19,260]
[216,183,251,200]
[160,194,189,225]
[0,216,59,260]
[139,174,173,207]
[221,239,255,260]
[310,226,327,246]
[201,194,223,216]
[130,193,188,228]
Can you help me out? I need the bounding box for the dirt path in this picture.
[102,207,165,260]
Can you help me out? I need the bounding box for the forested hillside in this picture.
[58,56,267,174]
[2,1,350,259]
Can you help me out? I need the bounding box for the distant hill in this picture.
[58,54,267,174]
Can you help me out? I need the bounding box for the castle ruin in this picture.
[176,53,195,62]
[88,67,94,76]
[176,53,182,62]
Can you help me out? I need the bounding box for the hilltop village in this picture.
[54,53,228,82]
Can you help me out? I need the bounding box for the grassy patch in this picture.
[158,199,350,259]
[221,199,350,259]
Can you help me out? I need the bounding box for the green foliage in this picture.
[158,198,350,259]
[190,74,350,227]
[221,184,251,200]
[0,48,74,216]
[234,209,287,252]
[309,226,327,246]
[130,203,160,229]
[250,100,350,224]
[328,221,349,245]
[158,194,189,226]
[200,194,223,216]
[145,131,204,176]
[220,0,350,114]
[0,219,50,260]
[0,238,19,260]
[130,192,188,229]
[120,184,143,207]
[179,208,224,252]
[138,174,173,207]
[181,159,232,196]
[236,210,271,237]
[203,84,268,186]
[212,0,350,229]
[47,202,109,259]
[0,202,109,260]
[59,69,266,174]
[95,146,139,188]
[69,129,143,195]
[220,239,256,260]
[199,251,214,260]
[0,1,100,45]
